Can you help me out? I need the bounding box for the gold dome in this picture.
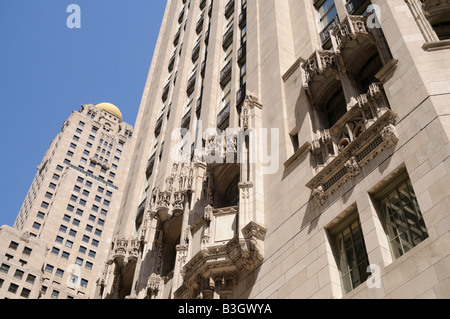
[96,103,123,123]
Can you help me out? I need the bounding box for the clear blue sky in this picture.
[0,0,166,227]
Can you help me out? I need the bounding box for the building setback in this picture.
[1,103,135,299]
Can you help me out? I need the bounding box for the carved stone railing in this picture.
[330,15,373,51]
[302,50,339,86]
[109,237,142,266]
[204,130,238,163]
[306,84,398,206]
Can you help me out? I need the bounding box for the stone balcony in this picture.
[109,237,141,267]
[174,205,267,299]
[306,83,399,206]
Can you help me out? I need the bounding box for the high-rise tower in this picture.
[3,103,135,299]
[98,0,450,300]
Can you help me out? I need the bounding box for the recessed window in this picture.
[45,264,54,273]
[32,222,41,230]
[9,241,19,250]
[0,263,10,274]
[55,236,64,244]
[59,225,67,233]
[67,204,75,212]
[80,279,88,288]
[85,262,93,270]
[63,214,71,222]
[79,246,87,254]
[51,247,60,255]
[69,229,77,237]
[14,269,24,280]
[22,247,32,256]
[75,258,83,266]
[20,288,31,299]
[51,290,59,299]
[26,274,36,284]
[8,283,19,294]
[65,240,74,248]
[55,269,64,278]
[88,250,96,259]
[375,172,429,260]
[329,212,370,295]
[61,251,70,259]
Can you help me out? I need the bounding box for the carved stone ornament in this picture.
[345,156,361,178]
[381,124,398,148]
[312,186,328,206]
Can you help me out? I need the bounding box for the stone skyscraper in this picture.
[98,0,450,299]
[2,0,450,300]
[0,103,134,299]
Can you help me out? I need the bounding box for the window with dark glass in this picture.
[375,172,428,259]
[330,212,370,295]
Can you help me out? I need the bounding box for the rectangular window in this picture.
[55,236,64,244]
[22,247,32,256]
[375,172,429,260]
[55,269,64,278]
[32,222,41,230]
[61,251,70,259]
[85,261,93,270]
[51,290,59,299]
[9,241,19,250]
[14,269,24,280]
[51,247,60,255]
[330,212,370,295]
[65,240,74,248]
[0,263,10,274]
[8,283,19,294]
[20,288,31,299]
[67,204,75,212]
[26,274,36,284]
[45,264,54,273]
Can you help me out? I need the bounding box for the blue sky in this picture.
[0,1,166,226]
